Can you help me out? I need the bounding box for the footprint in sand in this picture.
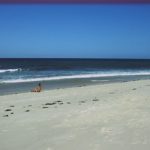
[93,98,99,101]
[55,100,62,103]
[58,102,63,105]
[42,107,49,109]
[54,100,64,105]
[109,92,115,94]
[79,100,86,103]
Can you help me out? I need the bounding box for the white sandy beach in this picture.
[1,79,150,150]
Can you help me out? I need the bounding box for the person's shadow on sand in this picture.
[31,83,42,92]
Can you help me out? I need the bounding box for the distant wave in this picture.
[0,68,21,73]
[1,71,150,83]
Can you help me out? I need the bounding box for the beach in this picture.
[1,79,150,150]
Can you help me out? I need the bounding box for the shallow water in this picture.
[1,58,150,95]
[0,75,150,96]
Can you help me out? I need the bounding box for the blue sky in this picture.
[0,4,150,58]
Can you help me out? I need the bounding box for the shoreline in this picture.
[1,79,150,149]
[1,75,150,96]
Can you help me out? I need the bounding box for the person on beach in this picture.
[31,83,42,92]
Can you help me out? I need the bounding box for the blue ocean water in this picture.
[0,58,150,83]
[0,58,150,95]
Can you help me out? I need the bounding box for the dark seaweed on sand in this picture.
[25,110,30,112]
[45,102,56,105]
[3,115,9,117]
[5,109,12,112]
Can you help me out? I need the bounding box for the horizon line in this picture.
[1,58,150,60]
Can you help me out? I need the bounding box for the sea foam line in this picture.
[1,71,150,83]
[0,68,21,73]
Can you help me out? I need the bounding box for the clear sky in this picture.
[0,4,150,58]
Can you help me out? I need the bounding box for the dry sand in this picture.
[1,79,150,150]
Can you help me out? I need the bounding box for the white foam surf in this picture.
[0,68,21,73]
[1,71,150,83]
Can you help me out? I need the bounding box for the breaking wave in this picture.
[0,68,21,73]
[1,70,150,83]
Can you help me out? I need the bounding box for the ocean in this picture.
[1,58,150,95]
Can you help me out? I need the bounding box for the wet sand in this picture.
[1,79,150,150]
